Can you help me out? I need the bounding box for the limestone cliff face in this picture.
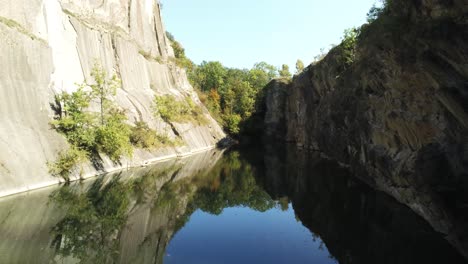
[263,0,467,255]
[0,0,225,197]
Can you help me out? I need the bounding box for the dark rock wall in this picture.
[263,0,468,255]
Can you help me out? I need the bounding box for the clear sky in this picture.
[160,0,377,70]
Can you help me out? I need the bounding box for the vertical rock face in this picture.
[263,79,289,140]
[0,0,225,197]
[263,0,467,256]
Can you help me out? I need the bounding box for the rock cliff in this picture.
[0,0,225,197]
[263,0,468,256]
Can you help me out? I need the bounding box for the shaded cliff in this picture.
[263,0,468,256]
[0,0,225,197]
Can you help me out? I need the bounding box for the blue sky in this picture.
[161,0,377,70]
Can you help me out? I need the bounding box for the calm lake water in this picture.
[0,146,465,263]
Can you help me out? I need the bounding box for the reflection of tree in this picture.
[46,150,279,263]
[49,176,132,263]
[189,151,276,215]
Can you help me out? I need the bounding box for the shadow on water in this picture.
[0,147,465,263]
[258,145,467,264]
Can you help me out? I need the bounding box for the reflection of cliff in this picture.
[261,146,466,264]
[1,147,465,263]
[0,149,223,264]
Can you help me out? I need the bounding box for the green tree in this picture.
[89,63,121,125]
[340,27,359,67]
[249,62,278,90]
[166,31,186,59]
[295,59,305,73]
[191,61,227,92]
[279,64,291,79]
[366,0,387,23]
[166,32,194,70]
[50,63,136,179]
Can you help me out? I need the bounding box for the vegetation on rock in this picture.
[47,146,87,181]
[296,59,305,73]
[279,64,292,79]
[366,0,388,23]
[166,33,282,137]
[153,95,208,125]
[50,63,176,181]
[339,27,359,67]
[130,121,176,149]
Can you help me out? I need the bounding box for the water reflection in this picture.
[0,147,465,263]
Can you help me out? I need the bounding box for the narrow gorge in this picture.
[0,0,467,263]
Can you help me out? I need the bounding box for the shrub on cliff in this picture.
[153,95,207,125]
[366,0,388,23]
[166,31,194,70]
[94,108,133,162]
[339,27,359,67]
[48,146,87,182]
[279,64,292,79]
[296,60,305,73]
[51,64,133,162]
[130,121,176,149]
[49,64,141,180]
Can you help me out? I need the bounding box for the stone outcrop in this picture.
[263,0,467,257]
[0,0,225,197]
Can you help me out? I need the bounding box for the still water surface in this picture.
[0,147,465,263]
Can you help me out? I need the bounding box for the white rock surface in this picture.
[0,0,225,197]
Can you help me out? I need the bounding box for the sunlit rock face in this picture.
[0,0,225,197]
[262,0,467,257]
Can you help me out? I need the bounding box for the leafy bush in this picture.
[50,63,137,179]
[187,61,279,136]
[166,32,194,70]
[223,114,242,135]
[279,64,292,79]
[130,121,176,149]
[154,95,207,124]
[340,27,360,67]
[48,146,87,182]
[95,109,133,162]
[295,59,305,73]
[366,0,390,23]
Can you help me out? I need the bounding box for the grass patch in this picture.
[0,16,46,44]
[139,50,163,63]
